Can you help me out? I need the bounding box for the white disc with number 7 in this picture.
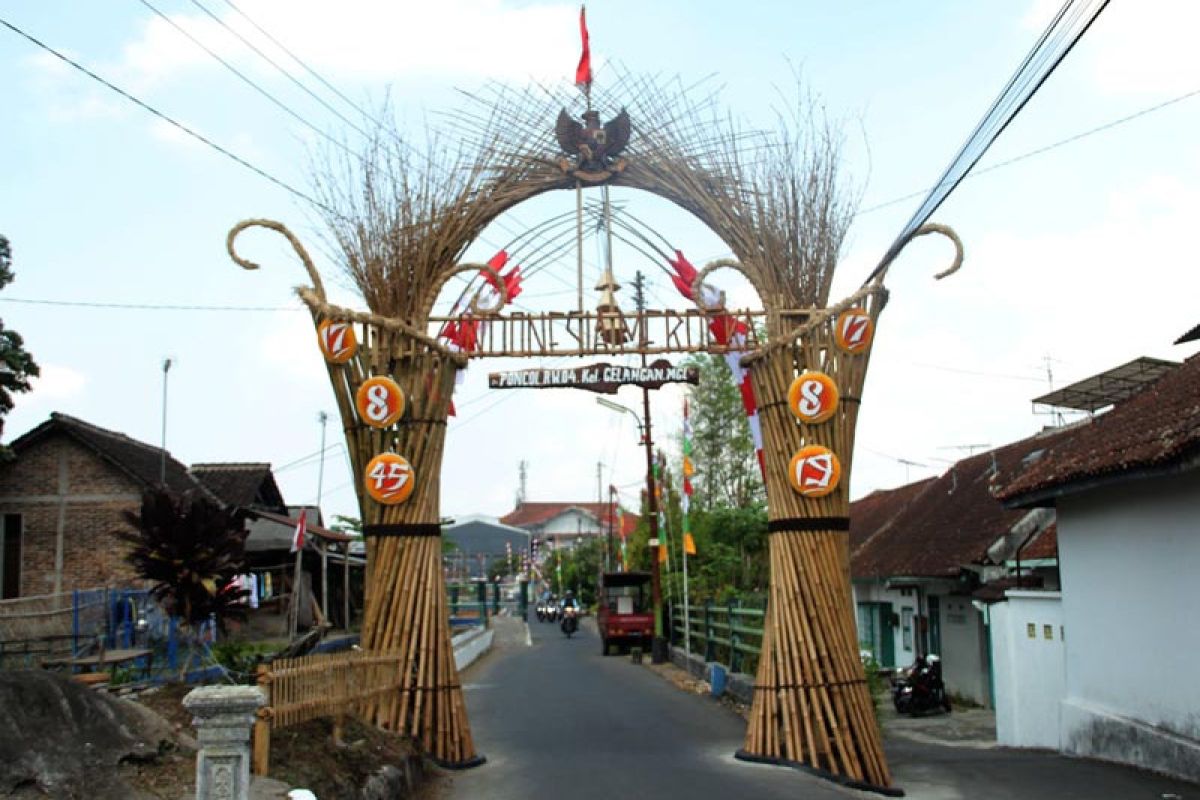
[364,453,416,505]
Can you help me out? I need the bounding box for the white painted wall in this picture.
[1056,469,1200,779]
[939,594,991,707]
[990,590,1065,748]
[541,509,603,537]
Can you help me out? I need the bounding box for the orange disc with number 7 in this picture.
[833,308,874,354]
[787,371,839,424]
[788,445,842,498]
[364,453,416,505]
[356,377,405,428]
[317,320,357,363]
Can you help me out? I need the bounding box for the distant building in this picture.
[500,501,638,555]
[442,515,530,580]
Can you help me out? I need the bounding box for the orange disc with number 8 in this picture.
[364,453,416,505]
[833,308,874,354]
[788,445,842,498]
[317,320,357,363]
[356,377,405,428]
[787,371,839,424]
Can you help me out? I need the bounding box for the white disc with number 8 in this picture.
[355,377,405,428]
[364,453,415,505]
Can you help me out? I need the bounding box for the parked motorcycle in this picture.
[892,654,951,715]
[560,605,579,638]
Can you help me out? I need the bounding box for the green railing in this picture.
[670,601,765,675]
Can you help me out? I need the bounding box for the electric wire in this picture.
[865,0,1111,283]
[0,16,334,215]
[184,0,373,141]
[135,0,355,158]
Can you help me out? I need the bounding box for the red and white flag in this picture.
[575,6,592,89]
[291,511,307,553]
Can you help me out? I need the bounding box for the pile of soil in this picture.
[134,683,423,799]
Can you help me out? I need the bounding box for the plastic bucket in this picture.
[710,664,727,697]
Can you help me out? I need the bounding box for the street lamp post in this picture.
[596,395,667,663]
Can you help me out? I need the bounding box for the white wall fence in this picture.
[989,590,1065,749]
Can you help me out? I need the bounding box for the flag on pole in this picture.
[291,510,307,553]
[682,398,697,555]
[575,6,592,90]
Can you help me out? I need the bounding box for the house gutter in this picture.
[1002,449,1200,509]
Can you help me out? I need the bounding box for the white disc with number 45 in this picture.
[355,377,405,428]
[364,453,416,505]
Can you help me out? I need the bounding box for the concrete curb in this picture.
[453,626,495,672]
[669,645,755,705]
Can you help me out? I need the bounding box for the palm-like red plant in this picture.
[116,487,249,630]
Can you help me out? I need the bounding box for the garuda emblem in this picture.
[555,108,631,181]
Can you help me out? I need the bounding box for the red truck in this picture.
[597,571,654,655]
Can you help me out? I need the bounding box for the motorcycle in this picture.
[892,654,952,716]
[560,605,579,638]
[535,600,546,622]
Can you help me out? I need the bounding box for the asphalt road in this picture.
[433,613,852,800]
[434,614,1199,800]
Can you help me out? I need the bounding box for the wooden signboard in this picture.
[487,359,699,394]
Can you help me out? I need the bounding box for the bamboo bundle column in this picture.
[738,288,898,795]
[319,321,481,768]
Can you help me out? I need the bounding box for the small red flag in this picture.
[291,511,307,553]
[575,6,592,89]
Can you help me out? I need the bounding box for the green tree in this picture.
[0,236,39,452]
[682,353,763,510]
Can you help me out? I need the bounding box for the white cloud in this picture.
[119,0,579,87]
[1024,0,1200,97]
[27,364,87,401]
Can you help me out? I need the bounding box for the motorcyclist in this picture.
[560,591,580,613]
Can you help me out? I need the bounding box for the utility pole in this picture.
[159,358,173,484]
[633,271,666,663]
[317,411,329,626]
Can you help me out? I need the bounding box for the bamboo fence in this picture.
[253,649,408,775]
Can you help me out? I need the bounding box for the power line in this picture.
[866,0,1111,282]
[185,0,372,140]
[0,16,334,214]
[859,83,1200,216]
[218,0,375,123]
[136,0,354,157]
[0,297,299,311]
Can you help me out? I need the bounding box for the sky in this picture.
[3,0,1199,527]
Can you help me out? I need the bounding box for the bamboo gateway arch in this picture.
[227,73,961,792]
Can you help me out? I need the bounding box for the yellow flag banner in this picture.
[658,544,668,564]
[683,455,695,477]
[683,533,696,555]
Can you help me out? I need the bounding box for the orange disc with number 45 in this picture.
[317,320,357,363]
[356,377,405,428]
[833,308,874,354]
[788,371,839,424]
[364,453,416,505]
[788,445,842,498]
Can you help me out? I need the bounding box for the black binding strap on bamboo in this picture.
[363,523,442,538]
[753,677,868,691]
[767,516,850,533]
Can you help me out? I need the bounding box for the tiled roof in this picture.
[191,463,285,511]
[848,479,935,553]
[500,501,639,537]
[248,509,351,545]
[1021,523,1058,560]
[9,412,205,497]
[850,428,1071,579]
[999,354,1200,504]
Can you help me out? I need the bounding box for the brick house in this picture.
[0,413,205,599]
